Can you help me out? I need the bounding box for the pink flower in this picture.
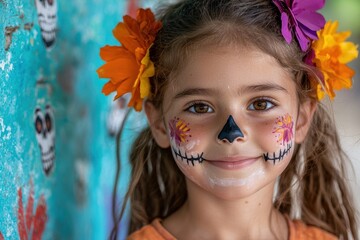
[272,0,326,51]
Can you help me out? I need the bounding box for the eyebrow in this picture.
[173,83,289,100]
[174,88,218,99]
[240,83,289,95]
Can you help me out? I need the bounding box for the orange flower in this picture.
[97,8,162,111]
[311,21,358,100]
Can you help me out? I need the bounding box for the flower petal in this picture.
[298,22,318,40]
[102,81,118,95]
[99,46,129,61]
[97,57,138,80]
[292,0,325,13]
[295,24,310,51]
[339,42,359,63]
[115,78,135,98]
[301,0,325,11]
[113,22,141,53]
[296,11,325,31]
[281,12,292,43]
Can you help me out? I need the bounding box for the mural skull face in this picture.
[34,105,55,175]
[35,0,57,48]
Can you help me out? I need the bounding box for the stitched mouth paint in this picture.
[263,142,293,164]
[172,147,206,166]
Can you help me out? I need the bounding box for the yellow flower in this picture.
[311,21,358,100]
[97,9,162,111]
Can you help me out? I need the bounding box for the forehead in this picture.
[168,45,295,96]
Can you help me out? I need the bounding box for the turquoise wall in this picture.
[0,0,156,239]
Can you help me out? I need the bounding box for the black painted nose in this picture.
[218,115,244,143]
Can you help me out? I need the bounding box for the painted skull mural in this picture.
[34,105,55,175]
[35,0,58,48]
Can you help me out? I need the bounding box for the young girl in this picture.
[97,0,359,239]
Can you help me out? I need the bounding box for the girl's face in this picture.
[150,45,310,200]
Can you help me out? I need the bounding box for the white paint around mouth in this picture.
[207,169,265,187]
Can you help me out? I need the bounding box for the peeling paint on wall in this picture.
[4,26,19,50]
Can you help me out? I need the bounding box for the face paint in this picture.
[158,45,301,199]
[218,115,244,143]
[173,148,206,166]
[169,117,205,166]
[207,169,265,188]
[263,141,293,164]
[272,113,294,146]
[263,114,294,164]
[169,117,191,146]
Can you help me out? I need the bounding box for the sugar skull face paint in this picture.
[263,142,292,164]
[154,46,301,199]
[169,117,205,166]
[263,114,294,164]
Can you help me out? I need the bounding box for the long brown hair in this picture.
[111,1,358,239]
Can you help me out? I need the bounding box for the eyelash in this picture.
[247,97,277,111]
[185,101,214,114]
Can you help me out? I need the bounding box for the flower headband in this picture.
[98,3,358,111]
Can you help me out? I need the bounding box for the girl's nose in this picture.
[218,115,244,143]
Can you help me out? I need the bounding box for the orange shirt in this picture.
[127,218,337,240]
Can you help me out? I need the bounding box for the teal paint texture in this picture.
[0,0,159,239]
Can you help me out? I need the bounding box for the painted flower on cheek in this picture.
[169,117,191,146]
[272,0,326,51]
[273,114,294,145]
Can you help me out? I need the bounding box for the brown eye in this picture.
[254,100,267,110]
[248,99,275,111]
[187,103,214,114]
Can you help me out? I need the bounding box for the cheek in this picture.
[168,116,212,152]
[182,126,209,151]
[250,119,279,151]
[251,113,295,152]
[254,113,296,165]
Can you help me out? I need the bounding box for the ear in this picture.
[295,99,317,143]
[144,101,170,148]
